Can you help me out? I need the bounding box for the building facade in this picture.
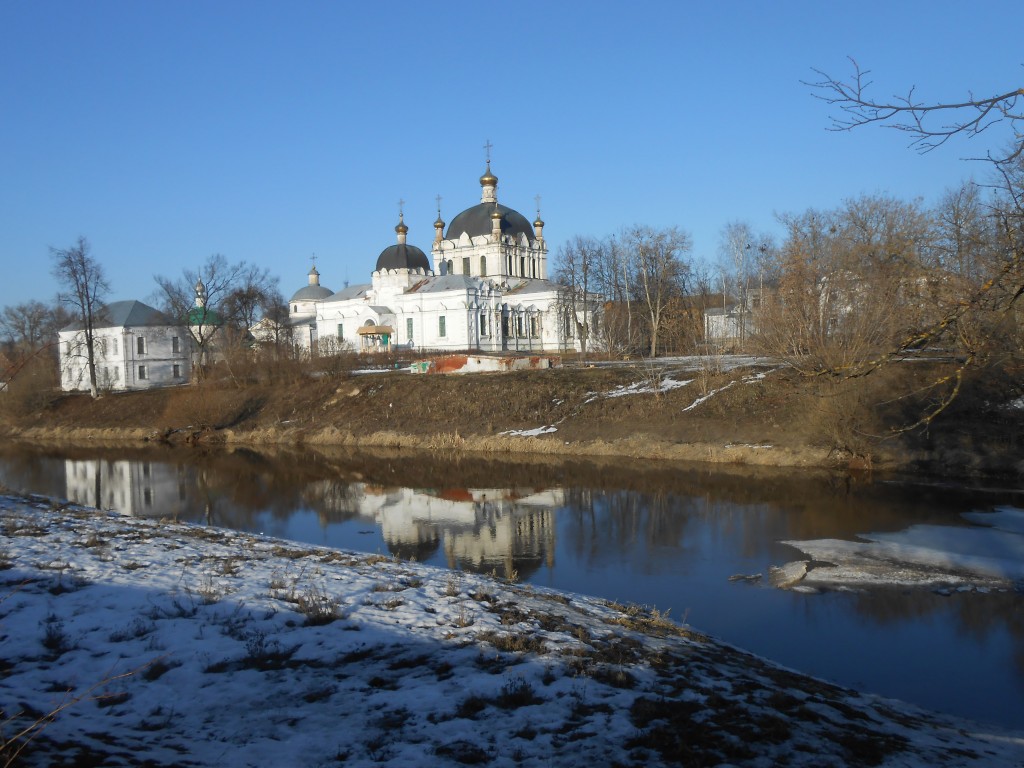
[287,163,583,355]
[58,300,192,392]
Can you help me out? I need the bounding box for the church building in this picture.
[287,162,579,355]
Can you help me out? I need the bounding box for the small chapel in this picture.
[286,160,579,355]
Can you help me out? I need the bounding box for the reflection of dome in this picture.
[446,203,536,241]
[375,243,430,271]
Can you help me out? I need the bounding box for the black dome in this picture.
[375,243,431,272]
[445,203,536,241]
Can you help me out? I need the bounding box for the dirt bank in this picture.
[3,361,1021,477]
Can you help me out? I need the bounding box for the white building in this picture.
[58,300,192,392]
[290,163,582,355]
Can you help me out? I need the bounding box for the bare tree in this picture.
[590,234,637,355]
[624,225,693,357]
[553,235,602,357]
[51,237,109,398]
[805,60,1024,426]
[807,58,1023,165]
[757,196,935,372]
[256,294,296,361]
[0,300,71,401]
[0,301,68,353]
[155,254,278,377]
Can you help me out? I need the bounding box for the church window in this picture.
[515,315,523,336]
[137,336,146,354]
[138,365,147,380]
[173,364,181,378]
[143,488,152,507]
[462,257,470,275]
[480,256,487,276]
[480,312,488,336]
[292,304,297,313]
[337,324,344,340]
[520,256,526,276]
[172,336,180,353]
[438,316,446,338]
[530,316,539,338]
[406,318,413,342]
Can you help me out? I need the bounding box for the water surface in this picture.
[1,443,1020,728]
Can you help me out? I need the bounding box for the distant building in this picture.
[285,161,588,355]
[58,300,191,392]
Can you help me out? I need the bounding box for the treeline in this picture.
[0,244,298,407]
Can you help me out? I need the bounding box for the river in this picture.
[1,442,1021,729]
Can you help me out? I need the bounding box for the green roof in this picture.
[188,306,222,327]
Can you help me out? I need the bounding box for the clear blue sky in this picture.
[1,0,1020,310]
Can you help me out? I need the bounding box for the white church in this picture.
[286,161,581,355]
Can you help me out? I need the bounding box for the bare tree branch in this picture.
[806,57,1024,164]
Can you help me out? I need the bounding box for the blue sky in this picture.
[1,0,1020,311]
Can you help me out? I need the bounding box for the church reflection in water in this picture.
[306,481,559,581]
[62,458,559,581]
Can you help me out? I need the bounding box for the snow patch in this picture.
[777,506,1024,591]
[501,425,559,437]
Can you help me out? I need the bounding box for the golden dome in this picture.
[395,212,409,235]
[479,161,498,187]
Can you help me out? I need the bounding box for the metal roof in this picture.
[60,300,175,331]
[445,203,535,241]
[375,243,431,272]
[289,284,334,302]
[326,283,372,301]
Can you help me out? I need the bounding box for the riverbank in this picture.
[4,358,1022,477]
[2,491,1022,767]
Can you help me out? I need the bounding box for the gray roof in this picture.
[290,284,334,302]
[60,300,174,331]
[375,243,431,272]
[326,283,371,301]
[406,274,482,294]
[445,203,535,241]
[504,278,562,295]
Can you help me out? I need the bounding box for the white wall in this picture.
[59,325,192,392]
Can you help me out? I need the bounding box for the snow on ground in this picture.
[500,426,559,437]
[681,372,766,413]
[2,493,1022,767]
[775,507,1024,592]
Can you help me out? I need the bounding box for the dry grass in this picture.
[3,359,1019,476]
